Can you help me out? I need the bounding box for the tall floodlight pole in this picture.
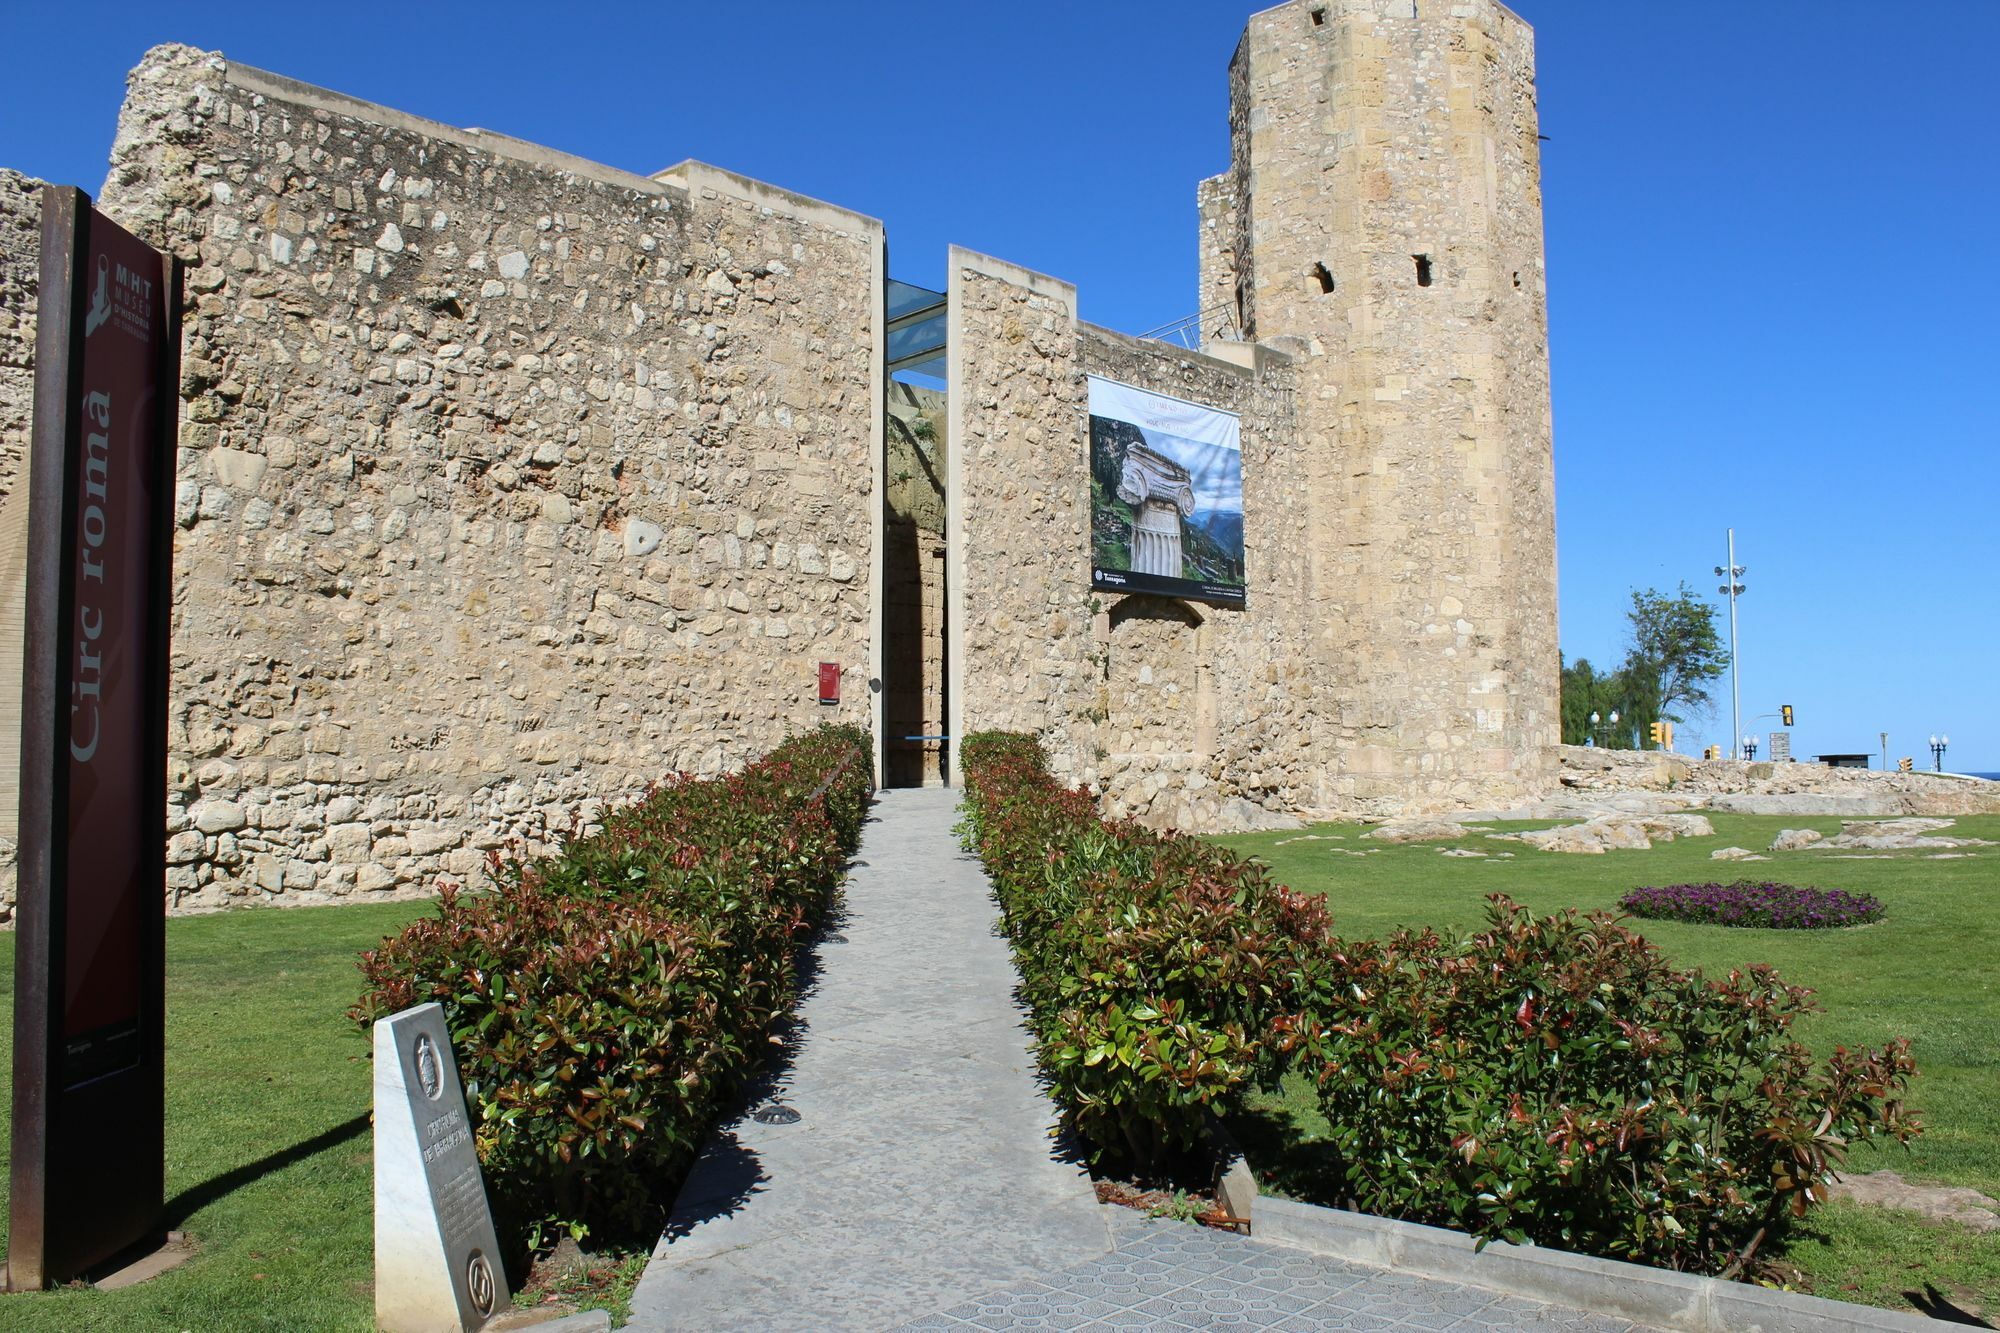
[1715,531,1746,758]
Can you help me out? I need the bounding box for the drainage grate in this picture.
[751,1102,801,1125]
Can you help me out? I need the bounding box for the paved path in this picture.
[627,787,1114,1331]
[897,1209,1650,1331]
[629,787,1652,1332]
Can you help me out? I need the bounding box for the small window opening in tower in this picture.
[1311,262,1335,295]
[1310,8,1326,26]
[1413,254,1433,287]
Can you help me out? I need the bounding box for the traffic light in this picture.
[1648,721,1665,747]
[1781,704,1794,727]
[1898,757,1914,773]
[1663,722,1675,751]
[1704,744,1721,760]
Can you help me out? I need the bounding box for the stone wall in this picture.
[946,249,1095,789]
[947,247,1316,830]
[0,6,1578,914]
[0,170,36,507]
[1079,328,1316,830]
[1209,0,1559,813]
[1,46,885,919]
[0,169,43,883]
[1194,172,1240,339]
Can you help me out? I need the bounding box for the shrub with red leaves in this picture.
[957,731,1332,1169]
[1310,895,1920,1274]
[353,724,871,1242]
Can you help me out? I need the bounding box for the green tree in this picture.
[1560,655,1658,749]
[1624,582,1727,725]
[1560,656,1610,745]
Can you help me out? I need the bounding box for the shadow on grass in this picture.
[1222,1104,1346,1208]
[164,1111,371,1228]
[1906,1284,1995,1328]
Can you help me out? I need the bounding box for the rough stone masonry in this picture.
[0,48,885,918]
[0,0,1583,916]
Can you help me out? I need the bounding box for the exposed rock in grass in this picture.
[1824,832,1993,851]
[1497,812,1713,854]
[1364,819,1469,843]
[1841,817,1957,837]
[1827,1170,2000,1234]
[1769,828,1824,851]
[1639,813,1716,840]
[1711,846,1768,861]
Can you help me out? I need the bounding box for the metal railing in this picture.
[1135,303,1242,351]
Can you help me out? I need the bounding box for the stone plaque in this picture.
[374,1002,509,1332]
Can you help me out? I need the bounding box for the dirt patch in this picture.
[1093,1178,1246,1233]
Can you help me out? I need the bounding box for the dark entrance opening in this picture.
[882,280,949,786]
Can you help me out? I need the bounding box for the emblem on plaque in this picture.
[466,1250,496,1316]
[413,1032,443,1101]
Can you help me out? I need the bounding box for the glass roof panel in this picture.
[890,355,947,384]
[886,310,947,366]
[887,279,946,323]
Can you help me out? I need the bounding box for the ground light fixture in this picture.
[1930,734,1950,772]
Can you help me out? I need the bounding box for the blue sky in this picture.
[1145,430,1241,522]
[4,1,1994,771]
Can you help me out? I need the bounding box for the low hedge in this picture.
[353,724,871,1242]
[1310,897,1918,1273]
[957,732,1333,1168]
[958,732,1921,1278]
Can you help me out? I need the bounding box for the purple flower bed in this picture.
[1620,879,1885,929]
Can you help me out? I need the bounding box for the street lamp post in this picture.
[1715,531,1746,757]
[1930,734,1950,773]
[1742,734,1757,761]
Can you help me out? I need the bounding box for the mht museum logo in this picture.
[82,253,154,341]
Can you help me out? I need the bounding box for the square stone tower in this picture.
[1200,0,1558,811]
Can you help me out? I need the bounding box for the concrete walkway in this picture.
[897,1209,1652,1331]
[627,786,1114,1331]
[627,786,1655,1332]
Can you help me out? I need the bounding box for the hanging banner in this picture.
[7,186,180,1290]
[1087,376,1244,608]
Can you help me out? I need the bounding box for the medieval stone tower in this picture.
[1199,0,1559,810]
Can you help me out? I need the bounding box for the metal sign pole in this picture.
[6,185,179,1290]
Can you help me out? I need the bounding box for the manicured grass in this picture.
[0,899,428,1331]
[1217,813,2000,1318]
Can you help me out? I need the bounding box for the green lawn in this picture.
[0,900,428,1331]
[1217,812,2000,1318]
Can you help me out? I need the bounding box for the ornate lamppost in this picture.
[1587,708,1622,748]
[1742,734,1757,761]
[1930,734,1950,772]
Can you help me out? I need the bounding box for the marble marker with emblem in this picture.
[374,1002,510,1333]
